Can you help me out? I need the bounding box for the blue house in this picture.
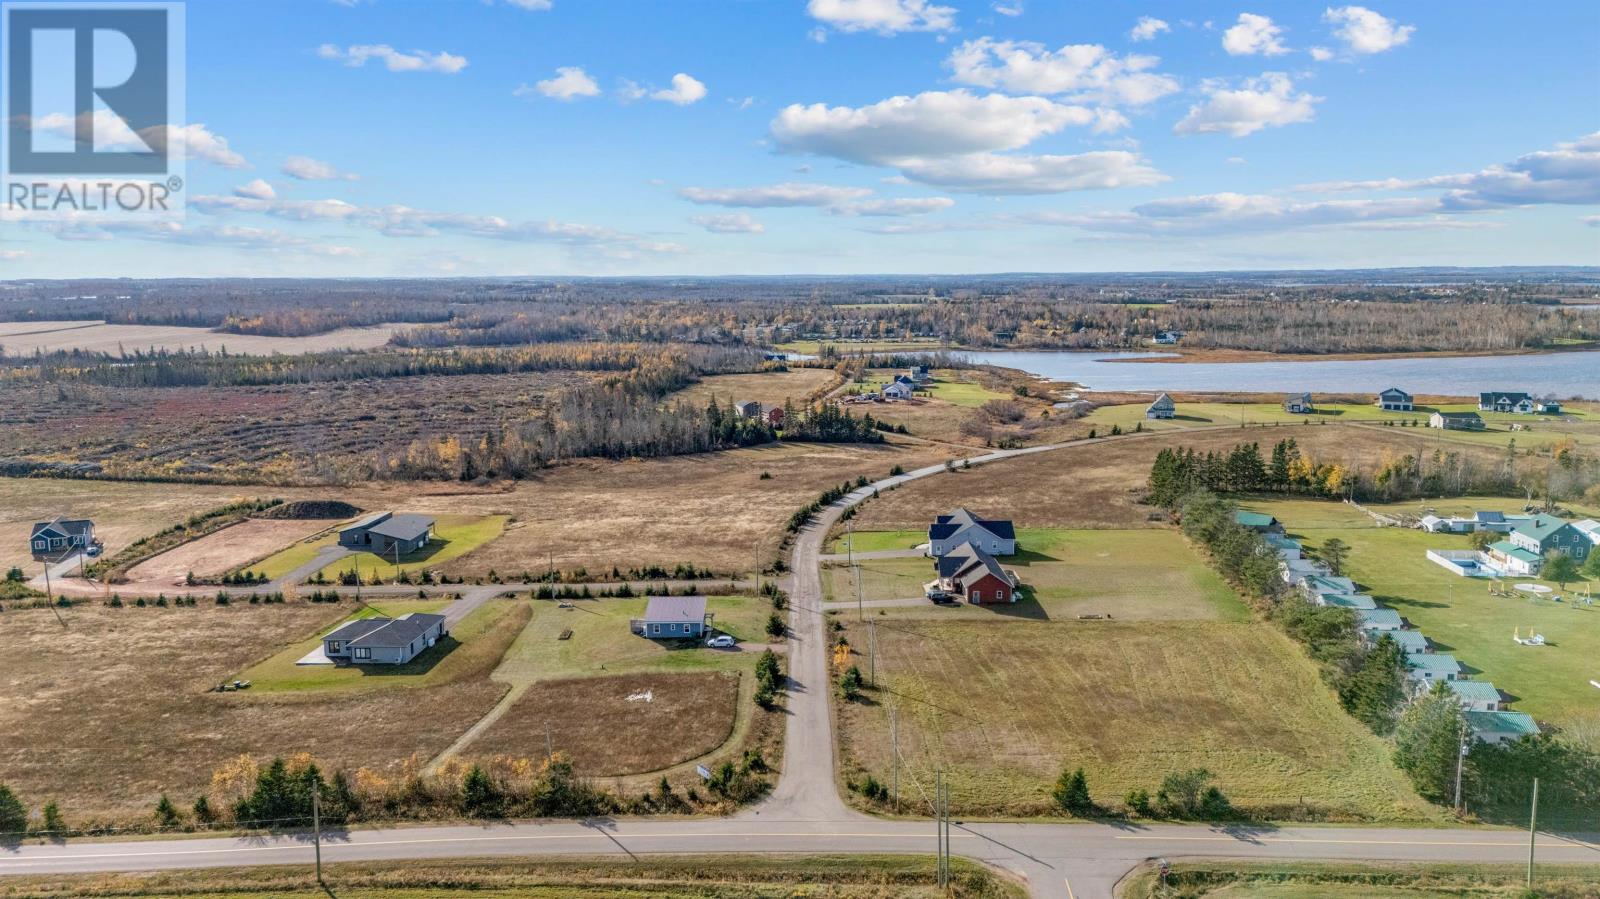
[632,595,711,640]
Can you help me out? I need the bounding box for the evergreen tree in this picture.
[1320,538,1350,577]
[1393,683,1467,804]
[154,794,181,827]
[461,764,501,817]
[1339,634,1407,734]
[0,784,25,836]
[1052,767,1093,813]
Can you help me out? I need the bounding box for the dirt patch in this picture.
[0,320,404,356]
[258,500,362,520]
[123,518,336,585]
[468,671,740,776]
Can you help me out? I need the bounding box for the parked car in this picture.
[925,589,954,603]
[705,634,736,648]
[85,544,102,557]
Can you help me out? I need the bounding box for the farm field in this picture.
[1246,498,1600,732]
[0,855,1019,899]
[669,367,839,410]
[841,367,1075,447]
[0,369,591,484]
[1119,861,1600,899]
[835,617,1438,821]
[0,320,405,356]
[0,601,509,819]
[825,528,1245,622]
[774,337,949,355]
[315,514,509,581]
[239,599,524,693]
[468,671,741,776]
[124,517,336,585]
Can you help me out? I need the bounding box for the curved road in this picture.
[4,430,1599,898]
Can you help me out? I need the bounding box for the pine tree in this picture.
[1052,767,1093,813]
[0,784,25,836]
[1393,683,1466,804]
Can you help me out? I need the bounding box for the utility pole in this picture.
[847,519,854,567]
[855,563,863,622]
[1527,777,1539,890]
[545,721,553,760]
[891,705,899,815]
[1454,716,1467,814]
[934,771,945,888]
[312,789,322,884]
[867,619,877,686]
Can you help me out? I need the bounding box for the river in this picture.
[959,350,1599,399]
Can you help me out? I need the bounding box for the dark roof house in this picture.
[30,517,97,558]
[928,508,1017,557]
[633,595,711,639]
[339,512,435,555]
[323,612,447,666]
[1479,391,1534,413]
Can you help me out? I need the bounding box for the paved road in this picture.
[6,425,1598,897]
[818,548,926,562]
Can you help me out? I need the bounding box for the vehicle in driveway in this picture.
[705,634,736,648]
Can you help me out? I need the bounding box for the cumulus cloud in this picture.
[690,213,766,234]
[678,182,873,207]
[316,43,467,74]
[29,113,247,167]
[1324,6,1414,55]
[502,0,553,9]
[281,155,359,181]
[894,151,1166,194]
[233,179,276,200]
[651,73,708,105]
[1129,16,1170,41]
[1222,13,1289,56]
[992,1,1023,16]
[945,37,1179,106]
[1173,72,1318,137]
[1309,46,1335,61]
[518,66,601,101]
[831,197,955,216]
[806,0,957,35]
[1303,132,1600,209]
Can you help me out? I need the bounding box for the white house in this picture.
[1283,392,1314,414]
[882,381,914,400]
[928,508,1017,557]
[1405,653,1461,686]
[1447,680,1502,712]
[1146,393,1176,419]
[1465,710,1540,745]
[1479,392,1536,414]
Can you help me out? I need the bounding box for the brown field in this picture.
[847,423,1506,532]
[0,320,404,356]
[124,517,335,585]
[0,601,518,820]
[0,370,592,484]
[671,368,840,410]
[468,672,741,776]
[0,479,252,572]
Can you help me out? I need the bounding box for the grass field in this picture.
[826,528,1245,622]
[836,617,1438,821]
[671,367,840,410]
[0,602,509,819]
[0,855,1022,899]
[238,599,524,693]
[775,337,950,354]
[252,531,340,579]
[1119,860,1600,899]
[316,514,508,581]
[1245,498,1600,731]
[0,320,405,356]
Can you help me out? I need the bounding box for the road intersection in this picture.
[4,431,1598,897]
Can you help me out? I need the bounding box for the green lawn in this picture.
[1119,861,1600,899]
[1245,498,1600,729]
[492,594,776,684]
[316,514,508,582]
[238,599,515,693]
[850,367,1010,408]
[252,532,339,580]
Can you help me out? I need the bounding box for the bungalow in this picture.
[1573,519,1600,544]
[1283,392,1314,414]
[1234,510,1283,534]
[1430,411,1485,431]
[340,512,435,556]
[1357,608,1404,632]
[1420,515,1475,534]
[29,517,97,559]
[1264,533,1302,559]
[1301,574,1358,597]
[1280,557,1328,586]
[928,508,1016,557]
[322,612,446,666]
[1376,387,1414,412]
[932,542,1018,604]
[1473,511,1515,533]
[1146,393,1176,420]
[1386,629,1431,654]
[1479,391,1536,414]
[1486,541,1543,577]
[1317,592,1378,611]
[1446,680,1502,712]
[1536,398,1562,414]
[1405,653,1461,685]
[882,381,914,400]
[1465,710,1540,746]
[1508,513,1592,563]
[631,595,711,640]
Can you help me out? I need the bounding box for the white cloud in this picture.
[946,38,1179,106]
[520,66,601,101]
[1222,13,1289,56]
[894,151,1167,194]
[503,0,553,9]
[690,213,765,234]
[1028,193,1440,236]
[807,0,957,35]
[652,73,707,105]
[1306,132,1600,209]
[831,197,956,216]
[1324,6,1414,55]
[678,182,873,207]
[992,1,1023,16]
[0,249,29,260]
[281,155,359,181]
[615,78,647,102]
[233,179,276,200]
[1585,215,1600,228]
[30,113,246,167]
[316,43,467,74]
[1173,72,1318,137]
[1309,46,1335,61]
[773,90,1093,164]
[1129,16,1170,41]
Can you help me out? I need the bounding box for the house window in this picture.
[354,648,370,659]
[328,641,341,653]
[996,590,1007,601]
[651,624,660,635]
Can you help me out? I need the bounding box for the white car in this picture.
[705,635,736,648]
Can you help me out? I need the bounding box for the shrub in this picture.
[838,665,863,700]
[765,613,785,639]
[0,784,26,836]
[154,793,181,827]
[461,764,501,818]
[1124,788,1151,816]
[1052,767,1093,814]
[41,801,64,836]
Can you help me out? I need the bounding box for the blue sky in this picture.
[4,0,1598,276]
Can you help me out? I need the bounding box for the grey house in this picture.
[30,517,97,559]
[1376,387,1413,411]
[632,595,711,639]
[1146,393,1176,419]
[339,512,435,555]
[928,508,1016,557]
[322,612,447,665]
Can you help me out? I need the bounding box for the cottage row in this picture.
[1256,512,1539,745]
